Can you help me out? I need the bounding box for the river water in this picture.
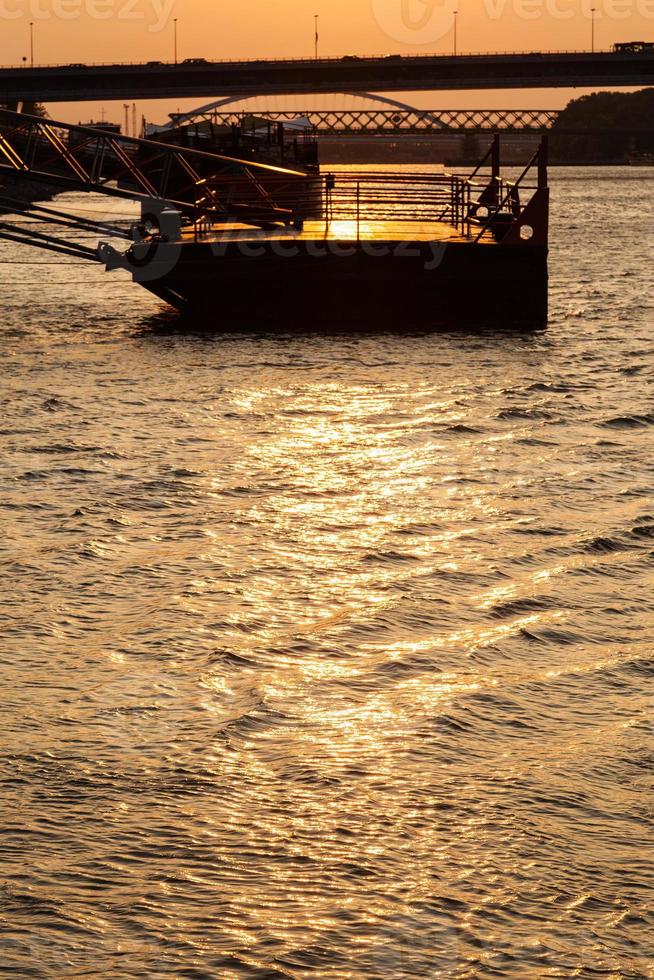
[1,167,653,978]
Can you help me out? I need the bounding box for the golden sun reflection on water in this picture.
[3,169,654,976]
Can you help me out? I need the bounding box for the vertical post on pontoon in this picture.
[491,132,500,205]
[538,134,548,189]
[356,181,360,241]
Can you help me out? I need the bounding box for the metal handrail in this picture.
[199,171,481,238]
[473,145,544,244]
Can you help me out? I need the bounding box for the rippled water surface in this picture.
[1,167,654,978]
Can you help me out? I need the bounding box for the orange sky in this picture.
[1,0,651,123]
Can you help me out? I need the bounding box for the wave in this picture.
[601,413,654,428]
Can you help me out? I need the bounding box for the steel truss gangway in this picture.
[0,108,318,231]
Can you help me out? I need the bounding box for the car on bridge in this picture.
[613,41,654,53]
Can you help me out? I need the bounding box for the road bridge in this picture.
[1,50,654,103]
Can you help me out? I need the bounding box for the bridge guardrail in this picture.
[0,47,640,71]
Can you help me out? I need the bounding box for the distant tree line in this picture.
[551,89,654,162]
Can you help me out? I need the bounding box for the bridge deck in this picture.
[2,51,654,102]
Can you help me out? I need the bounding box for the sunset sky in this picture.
[1,0,651,122]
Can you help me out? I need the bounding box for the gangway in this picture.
[0,108,317,228]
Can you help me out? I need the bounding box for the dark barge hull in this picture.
[129,238,548,331]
